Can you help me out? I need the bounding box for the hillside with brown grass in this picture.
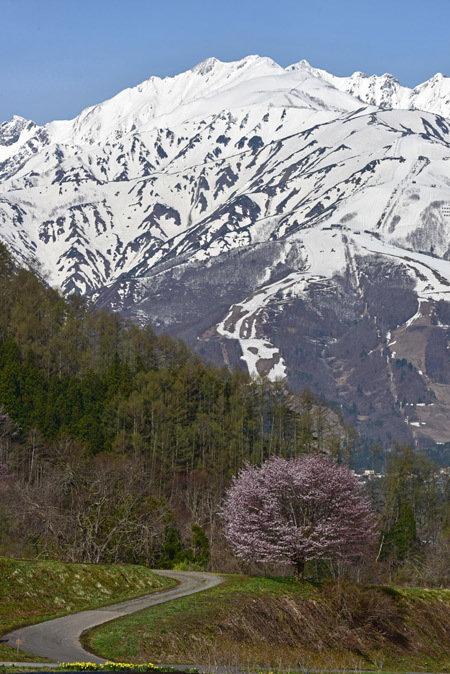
[87,575,450,672]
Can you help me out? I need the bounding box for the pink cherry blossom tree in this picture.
[220,454,377,580]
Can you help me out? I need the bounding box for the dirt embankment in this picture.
[87,576,450,672]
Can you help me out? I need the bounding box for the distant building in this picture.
[357,469,384,481]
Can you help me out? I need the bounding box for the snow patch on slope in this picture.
[217,228,348,380]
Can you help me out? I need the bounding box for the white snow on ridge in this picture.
[351,231,450,299]
[16,53,450,149]
[288,59,450,120]
[45,56,362,147]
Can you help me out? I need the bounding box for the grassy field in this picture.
[87,575,450,673]
[0,557,175,663]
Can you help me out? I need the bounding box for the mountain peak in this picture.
[379,72,400,84]
[191,57,220,76]
[286,59,316,73]
[191,54,281,77]
[237,54,280,68]
[1,114,35,128]
[0,115,37,147]
[350,71,368,79]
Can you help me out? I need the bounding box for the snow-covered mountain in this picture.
[1,55,450,452]
[289,60,450,119]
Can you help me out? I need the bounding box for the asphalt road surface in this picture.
[3,570,224,664]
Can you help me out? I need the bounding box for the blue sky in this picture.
[1,0,449,125]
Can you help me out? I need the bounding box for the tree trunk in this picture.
[294,559,305,581]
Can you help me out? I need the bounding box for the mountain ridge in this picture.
[2,55,450,149]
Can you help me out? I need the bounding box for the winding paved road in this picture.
[3,570,223,664]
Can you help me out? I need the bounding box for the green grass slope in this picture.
[87,575,450,673]
[0,557,174,662]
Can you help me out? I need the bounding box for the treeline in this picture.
[0,242,448,585]
[0,243,350,474]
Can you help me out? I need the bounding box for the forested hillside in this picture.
[0,242,448,585]
[0,241,352,564]
[0,242,350,466]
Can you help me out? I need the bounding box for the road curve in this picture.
[3,570,223,664]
